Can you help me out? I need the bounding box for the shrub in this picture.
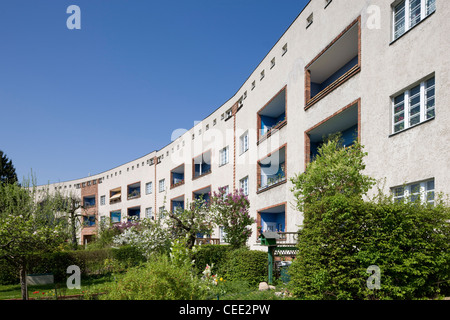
[288,194,450,300]
[111,245,146,268]
[192,244,233,275]
[100,255,208,300]
[222,248,268,287]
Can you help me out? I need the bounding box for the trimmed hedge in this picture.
[0,246,148,285]
[193,245,268,287]
[223,248,268,287]
[192,244,233,275]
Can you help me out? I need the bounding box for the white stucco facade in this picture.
[37,0,449,249]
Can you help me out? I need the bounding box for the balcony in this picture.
[127,182,141,200]
[257,146,287,193]
[305,101,359,164]
[305,18,360,109]
[258,87,287,144]
[171,164,185,189]
[83,195,96,208]
[110,187,121,204]
[193,151,212,180]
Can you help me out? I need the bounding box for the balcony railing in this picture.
[276,232,298,246]
[258,173,286,192]
[195,237,220,245]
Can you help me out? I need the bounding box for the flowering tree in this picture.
[112,217,171,259]
[167,196,215,250]
[0,181,65,300]
[209,187,254,249]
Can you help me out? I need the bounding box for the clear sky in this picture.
[0,0,310,186]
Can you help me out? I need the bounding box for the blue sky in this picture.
[0,0,309,186]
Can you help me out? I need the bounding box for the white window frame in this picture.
[145,207,153,218]
[219,146,229,166]
[240,131,249,155]
[392,76,435,134]
[100,195,105,206]
[146,182,153,195]
[240,176,249,196]
[392,0,435,41]
[392,178,435,205]
[159,179,165,193]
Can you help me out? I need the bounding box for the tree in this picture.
[209,187,254,249]
[0,150,18,185]
[167,196,215,250]
[52,191,83,250]
[0,181,65,300]
[289,135,450,299]
[291,133,375,218]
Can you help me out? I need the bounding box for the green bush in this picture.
[192,244,233,275]
[0,260,19,285]
[222,248,268,287]
[288,194,450,300]
[111,245,146,268]
[100,255,208,300]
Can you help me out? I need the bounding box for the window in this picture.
[306,13,313,28]
[270,58,276,69]
[393,0,435,40]
[392,179,435,205]
[240,176,249,196]
[251,81,256,90]
[260,70,265,81]
[145,207,153,219]
[159,179,165,192]
[282,43,288,56]
[240,131,249,155]
[127,207,140,221]
[100,195,105,206]
[325,0,333,8]
[219,146,229,166]
[146,182,153,195]
[159,206,166,219]
[392,76,435,133]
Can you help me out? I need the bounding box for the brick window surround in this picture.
[256,144,288,194]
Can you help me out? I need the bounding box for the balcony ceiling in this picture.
[308,24,359,83]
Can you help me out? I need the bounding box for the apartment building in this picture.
[37,0,449,248]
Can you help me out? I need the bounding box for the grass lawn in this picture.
[0,275,113,300]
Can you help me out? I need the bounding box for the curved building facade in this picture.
[37,0,450,248]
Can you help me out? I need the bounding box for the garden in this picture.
[1,135,449,300]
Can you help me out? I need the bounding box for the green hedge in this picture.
[192,244,233,275]
[0,246,149,285]
[193,245,268,287]
[222,248,268,287]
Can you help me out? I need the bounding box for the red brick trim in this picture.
[304,16,361,110]
[304,98,361,170]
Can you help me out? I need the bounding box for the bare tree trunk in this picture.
[71,213,78,250]
[19,265,28,300]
